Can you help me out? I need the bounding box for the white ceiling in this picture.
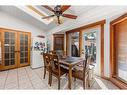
[0,6,127,34]
[0,5,98,32]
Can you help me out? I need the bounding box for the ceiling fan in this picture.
[42,5,77,24]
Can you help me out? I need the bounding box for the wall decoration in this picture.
[33,41,46,52]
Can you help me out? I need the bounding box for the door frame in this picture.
[66,20,105,78]
[0,27,31,70]
[110,13,127,89]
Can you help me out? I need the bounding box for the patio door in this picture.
[81,26,101,76]
[0,28,31,70]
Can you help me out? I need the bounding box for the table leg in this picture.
[68,65,72,89]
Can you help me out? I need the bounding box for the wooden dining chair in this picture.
[49,54,68,89]
[43,53,51,82]
[72,56,90,89]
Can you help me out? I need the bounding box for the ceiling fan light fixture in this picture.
[53,16,64,24]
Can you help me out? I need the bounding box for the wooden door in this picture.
[0,30,18,70]
[17,32,31,67]
[0,28,31,70]
[53,34,64,51]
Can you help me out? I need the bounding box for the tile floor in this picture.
[0,66,119,90]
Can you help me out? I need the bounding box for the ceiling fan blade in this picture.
[42,5,55,12]
[62,14,77,19]
[42,15,55,19]
[60,5,71,12]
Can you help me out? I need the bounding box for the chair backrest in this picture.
[50,54,61,76]
[49,50,56,54]
[50,54,59,68]
[43,53,51,67]
[55,50,64,58]
[83,55,90,76]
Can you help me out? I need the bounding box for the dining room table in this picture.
[59,56,85,89]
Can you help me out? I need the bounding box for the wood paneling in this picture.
[110,13,127,89]
[27,6,51,20]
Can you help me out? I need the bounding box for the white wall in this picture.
[0,11,46,37]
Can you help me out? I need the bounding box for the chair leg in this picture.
[48,71,51,85]
[88,74,90,88]
[43,67,46,79]
[83,79,85,89]
[50,73,52,86]
[58,78,60,90]
[74,78,76,82]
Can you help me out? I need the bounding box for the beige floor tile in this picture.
[0,66,120,90]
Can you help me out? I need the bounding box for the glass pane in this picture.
[25,52,28,57]
[10,53,15,59]
[20,52,24,57]
[4,32,15,66]
[70,32,80,57]
[10,59,15,65]
[20,58,24,63]
[10,33,14,38]
[11,39,15,44]
[83,31,97,63]
[10,46,15,52]
[5,32,9,38]
[25,46,28,51]
[5,39,9,44]
[20,47,25,51]
[25,58,28,63]
[5,60,9,66]
[5,53,9,59]
[25,35,28,41]
[5,46,9,52]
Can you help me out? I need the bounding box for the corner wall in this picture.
[0,11,46,37]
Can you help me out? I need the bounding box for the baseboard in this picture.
[110,77,127,89]
[101,76,110,81]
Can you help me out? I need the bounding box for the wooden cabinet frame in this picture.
[110,13,127,89]
[66,20,105,78]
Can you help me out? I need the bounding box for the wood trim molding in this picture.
[110,13,127,89]
[101,24,104,78]
[66,20,106,33]
[0,27,31,34]
[110,78,127,89]
[110,13,127,25]
[27,6,51,21]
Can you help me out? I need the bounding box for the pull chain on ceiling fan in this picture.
[42,5,77,24]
